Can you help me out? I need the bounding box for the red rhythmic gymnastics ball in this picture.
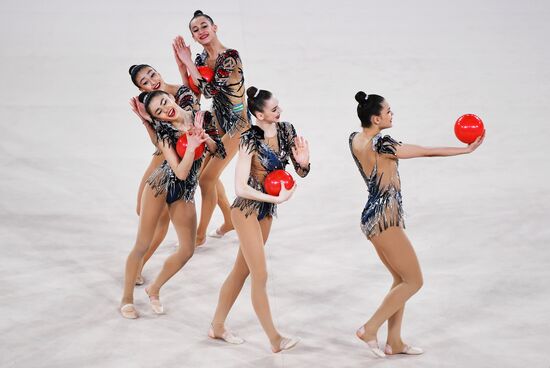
[176,134,205,160]
[264,170,295,196]
[188,66,215,94]
[454,114,485,144]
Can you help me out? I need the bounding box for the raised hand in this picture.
[172,43,185,69]
[172,35,193,66]
[130,96,152,123]
[130,97,158,147]
[291,136,310,167]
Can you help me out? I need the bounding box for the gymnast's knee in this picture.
[391,277,403,289]
[231,266,250,282]
[199,173,217,189]
[250,270,268,286]
[131,242,150,258]
[177,246,195,263]
[409,275,423,292]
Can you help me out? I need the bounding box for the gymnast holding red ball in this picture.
[208,86,310,353]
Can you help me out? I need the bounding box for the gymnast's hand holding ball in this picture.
[183,127,208,153]
[464,133,485,153]
[274,181,297,204]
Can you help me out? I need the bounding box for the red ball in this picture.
[188,66,215,94]
[454,114,485,144]
[264,170,295,196]
[176,134,205,160]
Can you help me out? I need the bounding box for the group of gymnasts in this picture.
[119,9,485,358]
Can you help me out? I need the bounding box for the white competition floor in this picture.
[1,1,549,367]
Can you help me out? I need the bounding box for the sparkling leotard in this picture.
[232,122,310,220]
[146,86,225,203]
[349,132,405,238]
[195,49,251,137]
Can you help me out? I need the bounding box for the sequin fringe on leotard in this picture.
[349,132,405,239]
[231,122,310,220]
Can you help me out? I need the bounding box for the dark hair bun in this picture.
[246,86,258,99]
[189,10,214,27]
[129,65,137,75]
[247,87,273,117]
[355,91,367,104]
[138,92,148,104]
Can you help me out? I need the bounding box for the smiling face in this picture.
[372,100,393,129]
[135,67,165,92]
[189,16,218,45]
[255,97,282,123]
[147,93,180,121]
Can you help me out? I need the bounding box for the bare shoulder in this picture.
[350,131,368,153]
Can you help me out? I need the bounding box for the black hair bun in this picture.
[138,92,148,103]
[129,65,137,75]
[246,86,258,99]
[194,10,203,17]
[355,91,367,104]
